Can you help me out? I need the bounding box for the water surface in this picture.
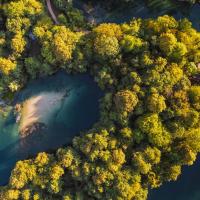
[148,156,200,200]
[0,72,102,185]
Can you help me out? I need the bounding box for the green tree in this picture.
[11,31,26,56]
[147,93,166,113]
[189,86,200,110]
[0,58,16,75]
[158,32,177,55]
[94,34,120,58]
[52,26,82,63]
[121,35,145,53]
[114,90,138,113]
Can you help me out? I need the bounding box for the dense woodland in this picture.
[0,0,200,199]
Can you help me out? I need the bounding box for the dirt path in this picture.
[46,0,59,24]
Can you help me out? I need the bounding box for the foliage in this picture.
[0,58,16,75]
[0,0,200,199]
[53,0,88,30]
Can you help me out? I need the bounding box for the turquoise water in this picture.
[0,72,102,185]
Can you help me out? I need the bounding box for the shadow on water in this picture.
[0,71,103,185]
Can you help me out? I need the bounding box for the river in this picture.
[0,72,102,185]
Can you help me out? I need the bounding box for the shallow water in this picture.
[0,72,102,185]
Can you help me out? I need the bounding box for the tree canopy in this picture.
[0,0,199,199]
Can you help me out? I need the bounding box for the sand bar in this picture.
[19,91,65,132]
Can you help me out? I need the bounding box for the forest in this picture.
[0,0,200,199]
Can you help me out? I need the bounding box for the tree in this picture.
[0,58,16,75]
[112,148,126,165]
[158,32,177,55]
[114,90,138,113]
[170,42,187,60]
[144,146,161,165]
[52,26,82,63]
[147,92,166,113]
[189,86,200,110]
[94,34,120,58]
[120,35,145,53]
[5,190,20,200]
[11,31,26,56]
[9,161,36,189]
[6,17,31,33]
[21,189,31,200]
[114,169,141,200]
[136,114,171,147]
[164,165,181,182]
[8,81,20,92]
[93,23,122,59]
[132,152,152,174]
[57,147,80,169]
[119,127,133,139]
[35,152,51,167]
[121,19,142,36]
[63,192,73,200]
[5,0,43,18]
[94,23,122,39]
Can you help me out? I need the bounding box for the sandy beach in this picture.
[19,91,65,132]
